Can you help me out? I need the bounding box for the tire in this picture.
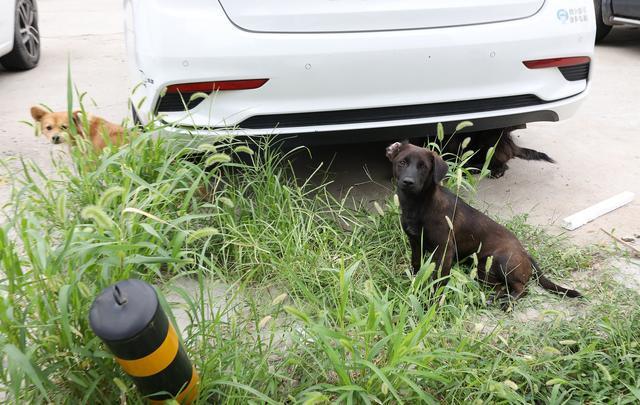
[0,0,40,71]
[594,0,612,43]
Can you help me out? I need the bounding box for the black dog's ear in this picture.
[431,152,448,184]
[386,141,410,161]
[386,142,403,161]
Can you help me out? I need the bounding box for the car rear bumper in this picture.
[125,0,595,135]
[156,88,587,140]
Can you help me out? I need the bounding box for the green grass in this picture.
[1,106,639,404]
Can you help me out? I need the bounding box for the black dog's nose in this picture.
[52,135,60,144]
[402,178,415,186]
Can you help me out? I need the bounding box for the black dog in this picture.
[443,126,555,178]
[386,141,581,309]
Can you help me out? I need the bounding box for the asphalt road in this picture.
[1,0,639,246]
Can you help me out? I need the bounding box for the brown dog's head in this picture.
[30,106,85,145]
[31,106,70,144]
[386,141,448,194]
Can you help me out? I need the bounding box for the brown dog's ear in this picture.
[30,106,48,121]
[386,141,403,161]
[431,152,448,184]
[72,111,86,135]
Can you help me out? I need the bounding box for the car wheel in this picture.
[0,0,40,71]
[594,0,612,42]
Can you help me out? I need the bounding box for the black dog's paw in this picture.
[489,164,508,179]
[487,293,513,312]
[500,299,514,312]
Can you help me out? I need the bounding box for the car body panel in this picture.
[612,0,640,19]
[217,0,545,33]
[0,0,16,56]
[601,0,640,27]
[125,0,595,136]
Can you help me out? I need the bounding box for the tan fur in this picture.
[30,106,126,152]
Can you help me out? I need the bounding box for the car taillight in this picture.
[523,57,591,69]
[166,79,269,93]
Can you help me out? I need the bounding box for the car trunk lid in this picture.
[217,0,545,33]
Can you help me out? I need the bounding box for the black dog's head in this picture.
[386,141,448,194]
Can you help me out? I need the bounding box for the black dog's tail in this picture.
[515,146,556,163]
[530,256,581,298]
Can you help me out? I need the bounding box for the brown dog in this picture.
[30,106,126,152]
[387,141,580,309]
[443,126,555,178]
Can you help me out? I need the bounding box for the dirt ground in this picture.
[1,0,639,249]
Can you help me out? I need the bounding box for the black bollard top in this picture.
[89,279,159,342]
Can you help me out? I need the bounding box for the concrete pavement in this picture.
[1,0,638,247]
[477,27,640,244]
[0,0,128,202]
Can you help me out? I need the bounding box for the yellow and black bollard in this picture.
[89,279,199,404]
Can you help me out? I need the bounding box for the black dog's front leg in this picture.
[409,236,422,274]
[402,219,423,274]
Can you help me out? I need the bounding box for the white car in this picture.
[0,0,40,71]
[124,0,596,138]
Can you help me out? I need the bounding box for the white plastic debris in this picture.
[562,191,635,231]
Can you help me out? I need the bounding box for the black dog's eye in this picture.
[398,160,407,167]
[417,162,424,169]
[46,125,53,131]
